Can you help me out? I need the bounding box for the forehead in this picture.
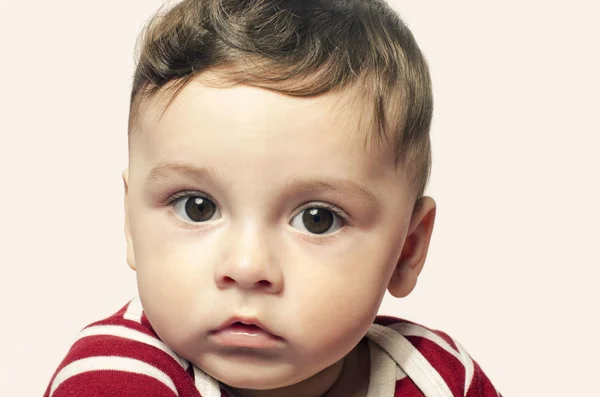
[133,77,404,190]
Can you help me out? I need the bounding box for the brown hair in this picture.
[128,0,433,201]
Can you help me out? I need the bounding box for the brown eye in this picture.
[291,206,344,235]
[303,208,334,234]
[173,196,220,223]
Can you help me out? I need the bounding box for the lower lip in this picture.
[210,323,283,349]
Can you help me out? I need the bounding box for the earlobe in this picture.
[388,197,436,298]
[122,169,136,271]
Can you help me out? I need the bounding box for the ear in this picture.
[387,196,436,298]
[123,169,136,271]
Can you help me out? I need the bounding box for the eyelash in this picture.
[164,190,214,207]
[163,190,352,227]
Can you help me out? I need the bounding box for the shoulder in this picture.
[44,298,195,397]
[373,316,502,397]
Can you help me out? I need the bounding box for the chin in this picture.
[214,372,294,391]
[204,359,304,391]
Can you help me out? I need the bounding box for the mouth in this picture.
[209,317,283,349]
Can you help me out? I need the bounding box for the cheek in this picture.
[131,212,216,298]
[136,255,218,362]
[285,247,396,356]
[133,239,218,346]
[136,245,199,301]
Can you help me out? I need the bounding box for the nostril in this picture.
[219,277,273,289]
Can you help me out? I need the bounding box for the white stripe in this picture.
[366,340,397,397]
[389,323,474,394]
[49,356,178,397]
[76,325,189,370]
[123,296,144,324]
[451,337,475,396]
[388,323,462,363]
[193,366,222,397]
[396,365,407,381]
[368,324,454,397]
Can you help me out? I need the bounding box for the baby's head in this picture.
[122,0,436,393]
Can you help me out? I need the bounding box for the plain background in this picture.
[1,0,598,395]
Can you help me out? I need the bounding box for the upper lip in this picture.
[214,316,280,338]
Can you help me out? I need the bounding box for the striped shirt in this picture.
[44,298,501,396]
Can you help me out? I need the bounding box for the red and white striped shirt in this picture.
[44,298,502,396]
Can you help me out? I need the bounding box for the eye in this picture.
[172,195,221,223]
[290,205,345,235]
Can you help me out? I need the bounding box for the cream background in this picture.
[0,0,598,395]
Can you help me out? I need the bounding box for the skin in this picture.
[123,75,436,397]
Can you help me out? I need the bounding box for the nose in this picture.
[214,224,283,294]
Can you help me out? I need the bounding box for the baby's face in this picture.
[125,76,416,390]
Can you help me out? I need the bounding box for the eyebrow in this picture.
[145,161,231,190]
[145,161,380,208]
[281,176,380,209]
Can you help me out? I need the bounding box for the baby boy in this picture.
[44,0,502,396]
